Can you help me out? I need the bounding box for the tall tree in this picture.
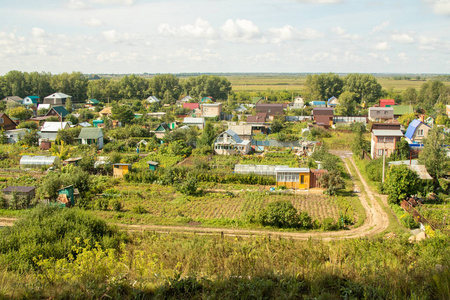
[182,75,232,100]
[197,121,216,148]
[343,73,382,104]
[419,127,448,179]
[417,80,449,109]
[402,87,418,105]
[305,73,344,101]
[336,91,357,116]
[150,74,181,103]
[384,164,420,204]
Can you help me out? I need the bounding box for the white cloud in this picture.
[102,30,137,43]
[423,0,450,16]
[158,18,216,39]
[374,41,390,50]
[371,21,390,33]
[391,33,414,44]
[398,52,407,60]
[331,26,360,40]
[93,0,134,5]
[83,17,104,27]
[293,0,342,3]
[31,28,46,38]
[220,19,263,42]
[269,25,323,42]
[66,0,90,9]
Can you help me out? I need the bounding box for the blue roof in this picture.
[405,119,423,140]
[311,101,326,105]
[224,129,243,143]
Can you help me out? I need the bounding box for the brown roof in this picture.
[371,122,401,131]
[312,108,334,116]
[255,104,284,116]
[247,112,267,123]
[1,186,36,193]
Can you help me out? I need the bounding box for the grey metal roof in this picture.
[1,186,35,193]
[224,129,242,143]
[275,167,310,173]
[371,129,403,137]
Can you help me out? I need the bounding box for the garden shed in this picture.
[20,155,60,169]
[113,163,132,178]
[147,161,159,171]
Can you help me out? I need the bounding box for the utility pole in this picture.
[382,140,386,183]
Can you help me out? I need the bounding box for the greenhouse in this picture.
[20,155,61,169]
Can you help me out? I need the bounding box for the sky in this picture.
[1,0,449,75]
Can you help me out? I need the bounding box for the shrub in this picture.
[0,205,123,271]
[132,205,147,214]
[110,199,123,212]
[96,198,109,211]
[258,200,311,229]
[176,176,198,196]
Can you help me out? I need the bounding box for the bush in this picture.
[132,205,147,214]
[258,200,311,229]
[110,199,123,212]
[176,176,198,196]
[0,205,123,271]
[96,198,109,211]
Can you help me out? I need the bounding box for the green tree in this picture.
[390,139,410,161]
[20,130,39,146]
[0,128,7,144]
[176,175,198,196]
[419,127,448,179]
[435,115,450,126]
[351,122,369,159]
[417,80,449,108]
[182,75,232,100]
[17,121,38,130]
[319,169,345,196]
[7,106,32,120]
[398,113,416,128]
[112,105,134,125]
[343,73,382,104]
[270,117,284,134]
[402,87,418,105]
[305,73,343,101]
[65,97,73,113]
[150,74,181,104]
[197,121,216,148]
[56,127,82,145]
[336,91,357,116]
[384,164,420,204]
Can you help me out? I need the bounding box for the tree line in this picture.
[0,71,232,104]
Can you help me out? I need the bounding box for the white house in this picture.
[77,127,104,149]
[43,93,71,106]
[146,96,161,103]
[40,122,70,141]
[183,117,205,129]
[214,129,251,155]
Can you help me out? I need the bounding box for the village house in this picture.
[183,117,205,129]
[0,113,17,131]
[213,129,251,155]
[252,97,265,106]
[405,119,431,144]
[4,128,27,144]
[327,96,339,107]
[370,129,404,159]
[312,108,334,129]
[23,96,39,106]
[393,105,413,120]
[78,127,104,149]
[309,101,327,107]
[147,112,167,119]
[1,96,23,105]
[275,167,327,190]
[227,124,253,140]
[99,107,112,118]
[179,96,192,103]
[146,96,161,103]
[43,93,71,107]
[201,103,222,118]
[183,102,200,114]
[368,107,394,122]
[39,121,70,141]
[379,99,396,107]
[45,106,70,121]
[289,96,305,110]
[255,103,284,121]
[154,122,171,138]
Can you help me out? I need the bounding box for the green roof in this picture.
[78,127,103,139]
[51,106,69,118]
[87,99,100,104]
[393,105,413,115]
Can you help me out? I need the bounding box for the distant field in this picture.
[227,74,450,93]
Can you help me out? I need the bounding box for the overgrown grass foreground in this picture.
[0,207,450,299]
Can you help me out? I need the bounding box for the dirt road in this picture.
[0,152,391,240]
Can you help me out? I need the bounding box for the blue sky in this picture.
[1,0,449,74]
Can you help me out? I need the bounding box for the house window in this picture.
[377,149,384,156]
[300,175,304,184]
[417,129,424,136]
[0,118,3,124]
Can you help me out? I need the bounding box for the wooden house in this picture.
[275,167,310,189]
[154,123,171,139]
[45,106,69,121]
[368,107,394,122]
[405,119,432,144]
[113,163,132,178]
[370,129,404,159]
[44,93,71,106]
[0,113,17,130]
[1,186,36,203]
[77,127,104,149]
[213,129,251,155]
[312,108,334,128]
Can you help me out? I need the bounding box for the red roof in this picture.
[183,103,200,110]
[379,99,396,107]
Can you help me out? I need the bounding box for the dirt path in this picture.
[0,153,391,240]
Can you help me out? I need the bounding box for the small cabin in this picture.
[147,161,159,171]
[275,167,311,190]
[1,186,36,204]
[113,163,132,178]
